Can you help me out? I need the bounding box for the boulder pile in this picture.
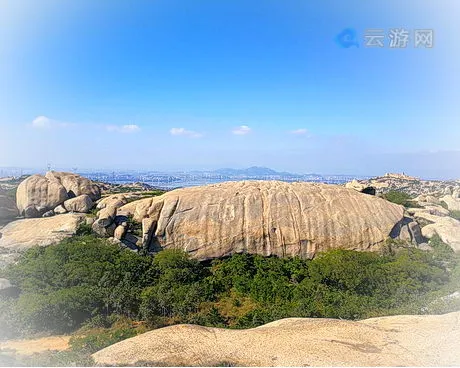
[346,176,460,252]
[15,171,101,218]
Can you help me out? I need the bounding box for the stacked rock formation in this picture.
[15,171,101,218]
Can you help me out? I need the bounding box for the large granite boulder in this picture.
[63,194,94,213]
[15,172,101,218]
[45,171,101,201]
[0,214,85,251]
[16,174,68,217]
[118,181,405,260]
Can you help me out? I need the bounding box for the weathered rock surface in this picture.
[16,174,68,216]
[119,181,405,260]
[421,216,460,252]
[63,194,94,213]
[92,311,460,367]
[45,171,101,201]
[0,214,85,251]
[406,210,460,252]
[440,195,460,211]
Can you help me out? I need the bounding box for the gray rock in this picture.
[408,222,425,244]
[42,210,55,218]
[24,205,40,219]
[121,233,140,250]
[92,219,116,237]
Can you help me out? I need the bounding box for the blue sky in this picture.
[0,0,459,178]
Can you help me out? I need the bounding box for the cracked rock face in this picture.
[119,181,405,260]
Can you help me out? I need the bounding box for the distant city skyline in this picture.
[1,1,459,179]
[0,165,455,182]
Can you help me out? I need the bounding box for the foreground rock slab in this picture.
[92,311,460,367]
[120,180,405,260]
[0,214,85,251]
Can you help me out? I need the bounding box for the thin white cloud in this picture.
[170,127,203,138]
[31,116,73,129]
[290,128,309,135]
[31,116,52,128]
[106,124,141,133]
[232,125,251,135]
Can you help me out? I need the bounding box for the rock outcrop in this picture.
[16,175,68,217]
[15,172,100,218]
[440,195,460,211]
[118,181,405,260]
[345,180,376,195]
[0,214,85,251]
[92,311,460,367]
[345,174,460,198]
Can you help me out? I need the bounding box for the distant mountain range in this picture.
[212,166,301,177]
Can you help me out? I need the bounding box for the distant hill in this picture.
[213,166,298,177]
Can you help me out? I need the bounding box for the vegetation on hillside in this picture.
[1,235,459,347]
[382,190,420,208]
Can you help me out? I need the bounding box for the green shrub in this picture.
[440,201,449,210]
[2,235,458,338]
[382,190,414,207]
[450,210,460,220]
[14,286,102,333]
[127,215,143,237]
[76,222,93,236]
